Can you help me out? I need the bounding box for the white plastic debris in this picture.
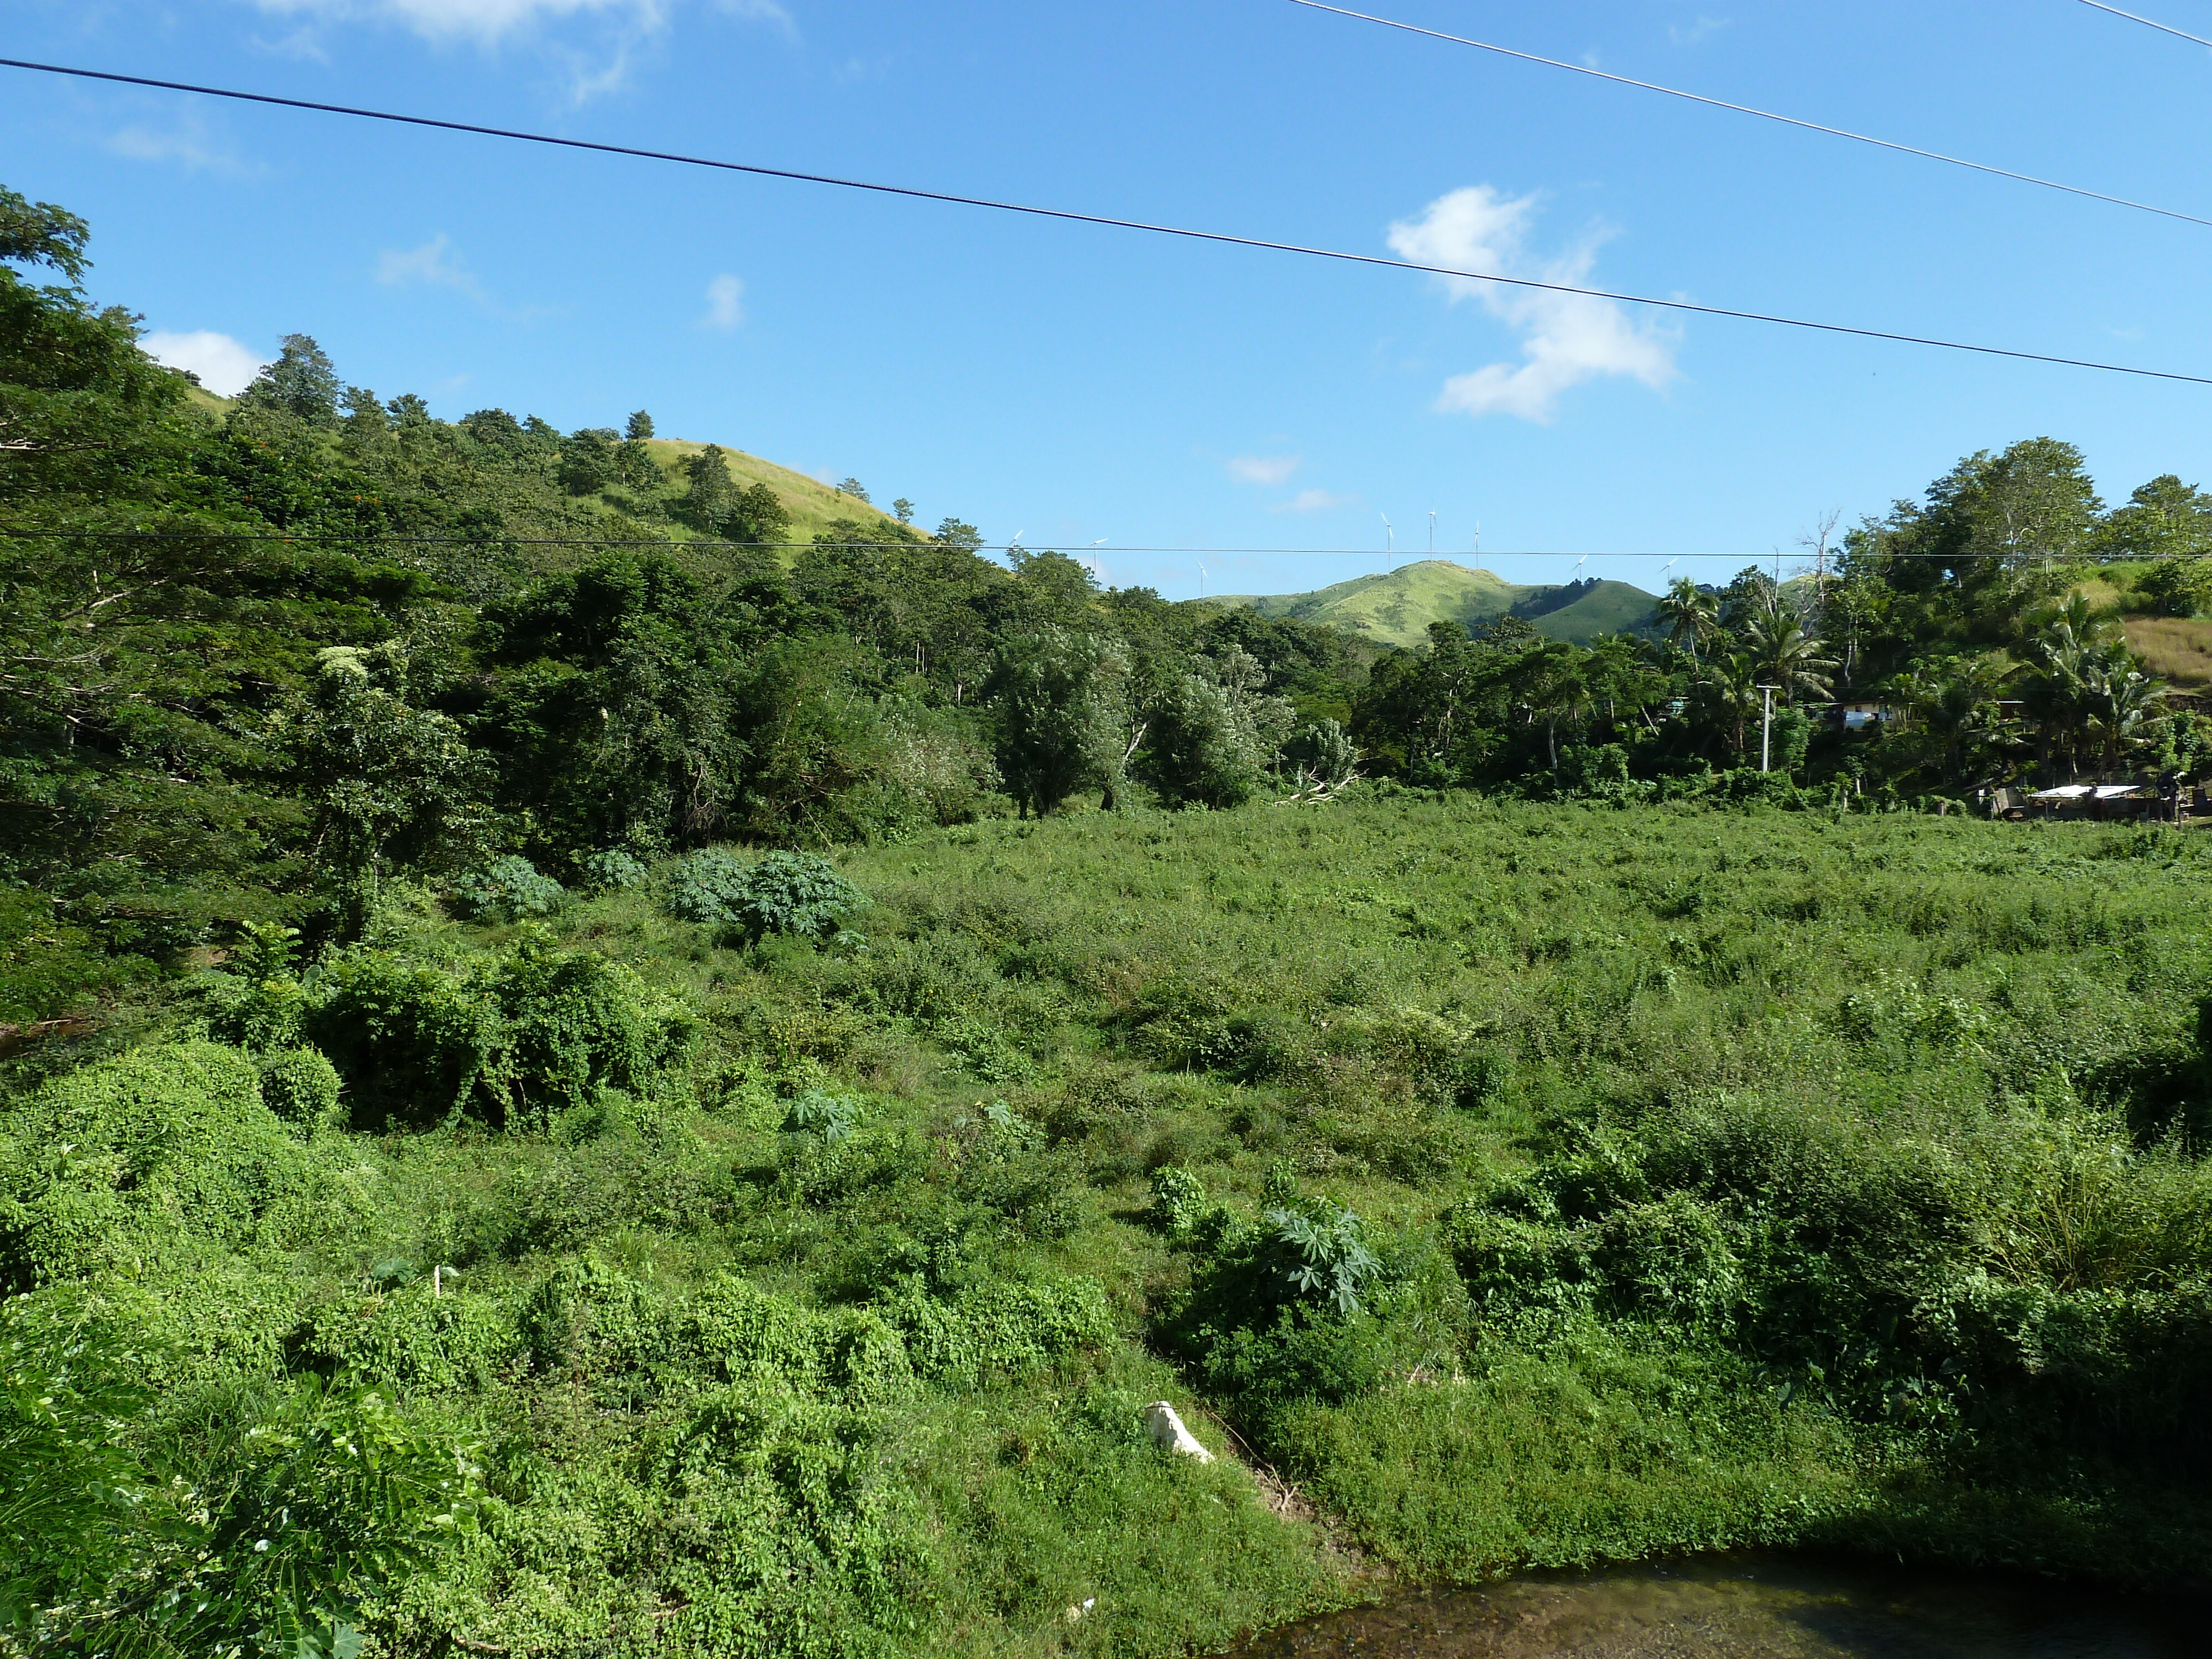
[1142,1401,1214,1463]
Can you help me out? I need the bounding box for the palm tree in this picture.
[1694,649,1760,759]
[1655,577,1720,662]
[2080,650,2166,778]
[1890,656,2016,785]
[1741,597,1838,705]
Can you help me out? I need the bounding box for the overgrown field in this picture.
[9,795,2212,1655]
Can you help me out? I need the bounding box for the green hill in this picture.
[645,437,908,546]
[185,388,909,552]
[1209,559,1656,648]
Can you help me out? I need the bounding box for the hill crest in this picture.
[1206,559,1656,648]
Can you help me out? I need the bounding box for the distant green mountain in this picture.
[1206,559,1656,649]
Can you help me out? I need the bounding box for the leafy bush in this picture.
[880,1274,1114,1390]
[451,853,567,921]
[308,936,695,1132]
[1265,1200,1383,1316]
[0,1042,307,1288]
[578,846,649,891]
[2,1290,483,1658]
[257,1045,342,1134]
[1148,1166,1210,1238]
[666,847,869,947]
[782,1087,860,1142]
[2140,556,2212,618]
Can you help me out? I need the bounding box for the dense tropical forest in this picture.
[7,186,2212,1656]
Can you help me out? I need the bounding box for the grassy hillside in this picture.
[2125,616,2212,686]
[182,387,911,553]
[1521,576,1662,644]
[645,437,911,546]
[1211,560,1657,648]
[15,797,2212,1655]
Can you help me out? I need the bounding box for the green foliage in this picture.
[2,1292,483,1658]
[580,847,649,891]
[666,847,868,947]
[0,1041,305,1288]
[988,627,1124,816]
[880,1273,1114,1390]
[2138,556,2212,619]
[782,1087,860,1142]
[451,854,566,922]
[1147,1165,1210,1237]
[1265,1200,1383,1316]
[256,1045,342,1134]
[283,936,693,1133]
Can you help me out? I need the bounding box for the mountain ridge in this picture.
[1203,558,1658,648]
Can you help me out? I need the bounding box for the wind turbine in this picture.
[1657,557,1679,588]
[1428,509,1436,556]
[1572,552,1589,589]
[1198,562,1207,598]
[1380,514,1393,572]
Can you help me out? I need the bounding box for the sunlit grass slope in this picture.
[1212,560,1657,647]
[425,802,2212,1634]
[24,797,2212,1656]
[645,437,910,546]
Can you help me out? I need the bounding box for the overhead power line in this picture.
[2075,0,2212,50]
[1287,0,2212,232]
[1,55,2208,389]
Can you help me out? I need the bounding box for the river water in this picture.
[1235,1555,2205,1658]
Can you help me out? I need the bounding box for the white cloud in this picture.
[107,109,259,176]
[376,234,487,301]
[1386,185,1675,423]
[248,0,664,46]
[142,330,265,397]
[1668,15,1729,46]
[701,274,745,330]
[1274,489,1358,513]
[1227,453,1300,486]
[242,0,793,57]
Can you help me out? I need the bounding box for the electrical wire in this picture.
[1288,0,2212,231]
[2075,0,2212,50]
[2,55,2209,389]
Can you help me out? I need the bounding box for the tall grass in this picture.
[9,794,2212,1653]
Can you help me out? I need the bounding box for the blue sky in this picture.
[6,0,2211,598]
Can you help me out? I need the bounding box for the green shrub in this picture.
[305,1284,521,1391]
[1148,1166,1210,1237]
[452,854,567,921]
[782,1087,860,1142]
[666,847,869,947]
[2140,556,2212,618]
[1266,1200,1383,1316]
[579,847,649,891]
[257,1045,342,1134]
[0,1042,306,1288]
[1592,1193,1743,1331]
[3,1290,483,1659]
[310,936,694,1132]
[880,1274,1114,1390]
